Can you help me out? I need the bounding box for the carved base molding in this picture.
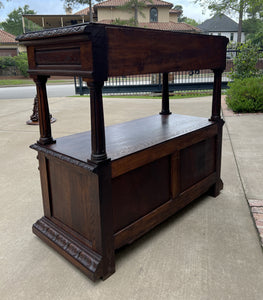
[26,117,56,125]
[33,217,103,281]
[26,95,56,126]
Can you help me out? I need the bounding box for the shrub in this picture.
[0,53,28,77]
[14,52,29,77]
[230,41,262,80]
[226,77,263,113]
[0,56,16,69]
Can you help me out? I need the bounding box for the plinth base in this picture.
[33,217,104,281]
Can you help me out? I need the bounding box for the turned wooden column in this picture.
[85,79,107,162]
[160,72,171,115]
[209,68,224,197]
[211,69,223,121]
[33,75,55,145]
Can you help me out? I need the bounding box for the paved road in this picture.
[0,84,76,99]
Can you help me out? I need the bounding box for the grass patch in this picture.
[0,79,32,86]
[0,79,73,86]
[105,93,212,99]
[73,91,214,99]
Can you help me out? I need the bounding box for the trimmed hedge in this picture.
[226,77,263,113]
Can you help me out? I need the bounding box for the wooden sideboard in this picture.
[17,23,228,281]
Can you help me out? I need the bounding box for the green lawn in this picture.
[104,92,213,99]
[0,79,73,86]
[75,91,214,99]
[0,79,33,86]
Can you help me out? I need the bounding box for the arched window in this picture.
[150,8,158,23]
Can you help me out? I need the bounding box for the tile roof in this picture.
[0,30,17,44]
[74,7,93,15]
[98,20,200,32]
[139,21,200,32]
[198,14,239,32]
[95,0,173,8]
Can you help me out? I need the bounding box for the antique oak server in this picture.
[17,23,228,281]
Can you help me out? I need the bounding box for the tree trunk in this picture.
[89,0,93,22]
[237,2,244,43]
[134,6,138,25]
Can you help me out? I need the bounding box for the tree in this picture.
[175,5,199,26]
[62,0,103,22]
[118,0,152,26]
[194,0,259,43]
[112,17,137,26]
[246,0,263,18]
[243,1,263,46]
[230,41,262,79]
[179,17,199,26]
[243,18,263,46]
[173,5,183,11]
[1,5,36,36]
[63,1,91,21]
[0,0,11,9]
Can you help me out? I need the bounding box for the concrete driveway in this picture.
[1,95,262,299]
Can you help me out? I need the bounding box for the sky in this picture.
[0,0,213,23]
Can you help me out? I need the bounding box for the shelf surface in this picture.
[45,114,213,163]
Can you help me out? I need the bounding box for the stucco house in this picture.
[198,14,245,44]
[22,0,199,33]
[89,0,200,32]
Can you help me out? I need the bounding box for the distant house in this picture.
[0,30,19,56]
[198,14,245,43]
[91,0,200,32]
[22,0,200,34]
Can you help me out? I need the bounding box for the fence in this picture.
[74,50,262,96]
[75,69,230,95]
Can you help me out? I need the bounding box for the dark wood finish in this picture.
[106,26,227,76]
[209,69,225,196]
[18,23,228,281]
[26,94,56,125]
[33,75,55,145]
[160,72,171,115]
[211,69,224,121]
[112,156,170,233]
[85,79,107,162]
[114,173,217,249]
[180,137,216,191]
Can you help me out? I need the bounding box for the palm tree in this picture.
[119,0,152,26]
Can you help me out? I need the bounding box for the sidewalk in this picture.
[222,96,263,246]
[1,95,263,299]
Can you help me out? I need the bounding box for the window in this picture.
[230,33,234,41]
[150,8,158,23]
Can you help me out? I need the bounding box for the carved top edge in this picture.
[16,23,92,42]
[30,143,97,172]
